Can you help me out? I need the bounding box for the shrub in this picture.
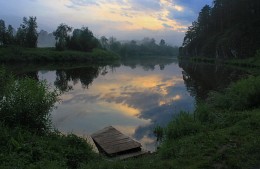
[208,76,260,110]
[0,68,59,133]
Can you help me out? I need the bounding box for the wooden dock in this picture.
[91,126,148,159]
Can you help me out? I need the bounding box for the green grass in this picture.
[0,47,119,62]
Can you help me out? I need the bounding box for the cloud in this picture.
[69,0,99,6]
[167,0,213,24]
[129,0,162,11]
[167,8,196,25]
[162,23,173,29]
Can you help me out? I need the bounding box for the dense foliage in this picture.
[0,17,38,48]
[0,67,58,133]
[100,36,179,58]
[180,0,260,59]
[0,19,15,46]
[53,24,72,51]
[68,27,99,52]
[53,24,101,52]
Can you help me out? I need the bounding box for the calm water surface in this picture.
[38,59,194,151]
[8,59,247,151]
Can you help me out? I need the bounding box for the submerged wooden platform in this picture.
[91,126,145,158]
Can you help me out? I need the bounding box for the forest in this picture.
[179,0,260,59]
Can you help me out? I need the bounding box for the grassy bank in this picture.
[157,76,260,169]
[0,47,119,62]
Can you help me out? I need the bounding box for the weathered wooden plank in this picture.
[97,137,132,146]
[91,126,119,137]
[92,132,123,140]
[91,126,142,155]
[94,135,129,144]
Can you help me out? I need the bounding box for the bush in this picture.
[208,76,260,110]
[0,67,59,133]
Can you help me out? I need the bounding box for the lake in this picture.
[5,59,247,151]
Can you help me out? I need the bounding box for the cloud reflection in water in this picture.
[39,61,195,151]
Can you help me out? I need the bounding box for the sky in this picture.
[0,0,212,46]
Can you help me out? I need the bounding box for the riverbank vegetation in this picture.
[0,47,118,62]
[0,67,98,168]
[99,37,179,58]
[0,17,118,62]
[1,66,259,168]
[0,17,177,63]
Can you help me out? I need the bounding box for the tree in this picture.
[5,25,14,45]
[16,16,38,47]
[53,24,72,51]
[16,27,26,46]
[197,5,211,33]
[108,37,121,52]
[100,36,108,49]
[159,39,166,46]
[0,19,6,46]
[68,27,99,52]
[25,17,38,48]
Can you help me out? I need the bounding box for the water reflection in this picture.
[4,59,247,152]
[35,59,193,151]
[179,61,248,100]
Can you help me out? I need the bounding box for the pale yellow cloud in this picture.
[98,102,140,116]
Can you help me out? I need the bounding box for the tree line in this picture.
[0,16,178,57]
[99,36,178,58]
[0,17,38,48]
[180,0,260,59]
[52,24,178,57]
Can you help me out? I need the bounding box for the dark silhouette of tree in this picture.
[5,25,15,45]
[53,24,72,51]
[180,0,260,59]
[100,36,108,49]
[68,27,99,52]
[0,20,6,46]
[16,17,38,48]
[159,39,166,46]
